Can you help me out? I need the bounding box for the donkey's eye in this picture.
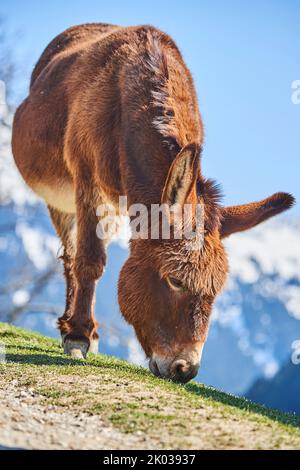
[166,276,185,292]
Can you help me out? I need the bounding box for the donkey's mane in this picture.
[197,177,223,234]
[143,31,221,232]
[144,30,200,151]
[145,33,175,143]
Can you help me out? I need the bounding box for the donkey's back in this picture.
[30,23,118,88]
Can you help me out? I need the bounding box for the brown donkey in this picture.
[12,23,294,383]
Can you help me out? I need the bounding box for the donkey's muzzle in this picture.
[149,357,199,384]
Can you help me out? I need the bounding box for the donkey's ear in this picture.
[220,192,295,238]
[161,143,199,207]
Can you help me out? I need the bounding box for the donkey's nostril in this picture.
[174,359,187,375]
[171,359,198,384]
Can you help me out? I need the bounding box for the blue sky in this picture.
[1,0,299,213]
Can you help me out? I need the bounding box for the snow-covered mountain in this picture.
[1,102,299,412]
[247,360,300,415]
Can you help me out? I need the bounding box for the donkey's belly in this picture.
[33,182,76,214]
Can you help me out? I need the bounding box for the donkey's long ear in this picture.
[220,192,295,238]
[161,143,199,207]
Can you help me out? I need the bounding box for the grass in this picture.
[0,322,300,449]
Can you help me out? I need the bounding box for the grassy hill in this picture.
[0,323,299,450]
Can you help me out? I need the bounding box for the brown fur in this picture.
[12,23,294,381]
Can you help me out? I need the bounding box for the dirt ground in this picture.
[0,372,299,450]
[0,379,155,450]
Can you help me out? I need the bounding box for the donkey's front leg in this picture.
[63,190,106,359]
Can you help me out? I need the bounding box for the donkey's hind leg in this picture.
[48,206,76,341]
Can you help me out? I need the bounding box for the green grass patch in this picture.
[1,322,299,449]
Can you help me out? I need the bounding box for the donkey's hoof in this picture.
[64,339,88,359]
[88,338,99,354]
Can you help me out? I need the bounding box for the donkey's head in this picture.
[118,143,294,383]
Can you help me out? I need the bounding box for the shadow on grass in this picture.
[7,344,59,354]
[5,350,139,373]
[5,346,300,430]
[5,353,83,366]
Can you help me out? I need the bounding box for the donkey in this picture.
[12,23,294,383]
